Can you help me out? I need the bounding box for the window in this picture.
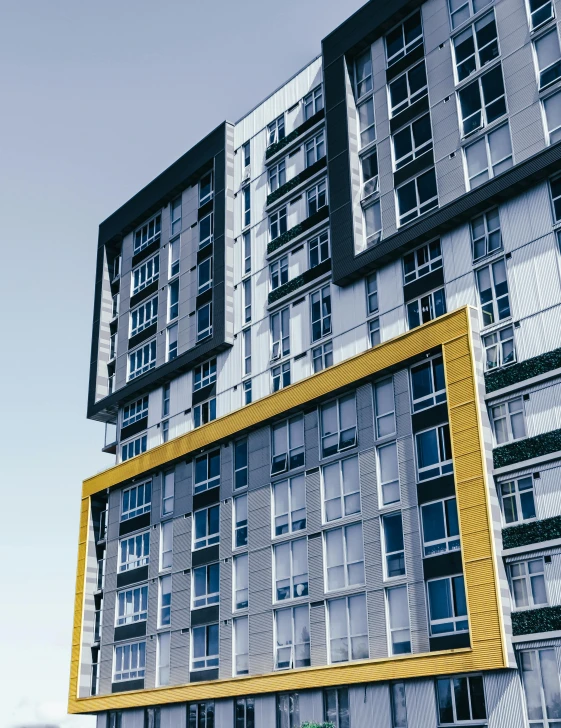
[193,358,217,391]
[277,693,300,728]
[194,398,216,428]
[378,442,400,505]
[387,585,411,654]
[386,10,423,66]
[270,256,288,290]
[161,419,169,444]
[382,512,406,577]
[407,287,447,329]
[308,233,330,271]
[162,471,174,517]
[528,0,555,31]
[491,397,526,444]
[156,632,170,687]
[128,339,156,380]
[325,523,365,591]
[108,713,122,728]
[389,61,428,117]
[241,329,252,378]
[510,558,548,608]
[197,302,212,341]
[274,537,309,601]
[271,307,290,359]
[403,240,442,284]
[410,355,446,412]
[358,97,376,148]
[168,279,179,321]
[192,563,220,609]
[242,141,251,169]
[268,115,285,146]
[191,623,219,670]
[465,124,513,188]
[162,383,170,417]
[324,687,350,728]
[167,324,178,360]
[269,160,286,193]
[305,131,325,167]
[416,424,453,480]
[275,605,310,669]
[234,494,248,549]
[132,255,159,296]
[110,331,117,360]
[535,29,561,89]
[198,256,212,294]
[193,505,220,550]
[272,416,304,474]
[273,475,306,536]
[112,293,119,318]
[427,575,468,634]
[199,212,213,249]
[243,230,251,274]
[307,180,328,217]
[369,318,381,347]
[436,674,487,723]
[453,11,499,82]
[119,531,150,571]
[364,199,382,246]
[243,379,252,405]
[242,185,251,228]
[355,49,373,99]
[321,393,357,457]
[375,378,396,438]
[391,682,408,728]
[421,498,460,556]
[397,168,438,225]
[327,593,369,663]
[114,641,146,681]
[544,90,561,144]
[304,85,324,119]
[158,574,171,627]
[471,207,502,261]
[199,172,213,206]
[194,451,220,494]
[366,273,378,314]
[121,481,151,521]
[313,340,334,373]
[268,209,288,245]
[233,618,249,677]
[159,521,172,570]
[233,553,248,610]
[520,648,561,727]
[459,65,506,137]
[116,585,148,625]
[393,113,433,170]
[311,286,332,342]
[234,440,248,490]
[170,196,182,238]
[500,475,536,524]
[134,214,161,254]
[552,175,561,221]
[130,297,158,338]
[188,702,215,728]
[323,455,360,523]
[272,362,291,393]
[448,0,492,29]
[477,258,511,327]
[121,434,147,462]
[483,324,516,370]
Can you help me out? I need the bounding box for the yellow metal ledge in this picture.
[69,306,508,713]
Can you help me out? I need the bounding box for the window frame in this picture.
[233,617,249,676]
[534,26,561,90]
[324,522,366,592]
[233,553,249,611]
[420,496,461,557]
[385,9,424,67]
[311,285,332,343]
[396,167,438,226]
[303,85,324,120]
[199,172,213,206]
[490,396,526,445]
[386,584,412,655]
[131,255,159,297]
[427,574,469,636]
[320,393,358,458]
[234,439,248,490]
[273,536,309,602]
[436,673,487,724]
[192,504,220,551]
[116,584,148,626]
[326,592,369,664]
[415,423,453,481]
[388,60,428,117]
[158,573,172,627]
[191,623,219,671]
[510,557,548,610]
[457,64,507,137]
[452,9,500,83]
[410,354,447,412]
[271,416,305,475]
[128,339,157,381]
[305,131,326,168]
[312,340,334,373]
[321,455,361,524]
[382,511,406,579]
[134,213,161,255]
[272,474,307,537]
[113,640,146,682]
[526,0,555,32]
[121,481,152,521]
[194,450,221,494]
[274,604,311,670]
[500,475,537,524]
[406,286,447,330]
[233,493,248,550]
[464,123,513,189]
[402,239,442,285]
[192,562,220,610]
[130,296,158,338]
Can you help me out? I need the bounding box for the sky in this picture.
[0,1,367,725]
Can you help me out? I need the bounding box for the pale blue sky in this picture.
[0,1,366,725]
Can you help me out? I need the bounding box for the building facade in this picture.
[71,0,561,726]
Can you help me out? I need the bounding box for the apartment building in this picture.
[71,0,561,725]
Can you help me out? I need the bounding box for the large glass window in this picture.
[156,632,170,687]
[305,131,325,167]
[191,624,219,671]
[355,49,373,99]
[158,574,171,627]
[393,113,433,170]
[324,688,350,728]
[375,377,396,437]
[199,212,213,249]
[192,563,220,609]
[403,239,442,284]
[269,160,286,193]
[387,585,411,654]
[116,585,148,625]
[500,475,536,524]
[311,286,332,342]
[448,0,493,29]
[528,0,555,31]
[458,65,506,136]
[268,115,285,146]
[114,641,146,681]
[271,306,290,359]
[128,339,157,380]
[364,199,382,246]
[199,172,213,206]
[358,97,376,148]
[476,258,511,326]
[544,90,561,144]
[233,494,248,549]
[510,558,548,608]
[366,273,378,314]
[272,416,304,474]
[535,29,561,89]
[132,255,159,296]
[410,355,446,412]
[304,85,324,120]
[130,297,158,337]
[391,682,408,728]
[386,11,423,67]
[453,11,499,82]
[307,180,328,216]
[275,605,311,669]
[361,148,379,198]
[196,302,212,341]
[119,531,150,572]
[465,124,513,188]
[325,523,365,591]
[277,693,299,728]
[491,397,526,444]
[193,358,217,391]
[389,61,428,117]
[273,475,306,536]
[436,675,487,723]
[198,255,213,295]
[407,287,447,329]
[234,440,248,490]
[274,538,308,601]
[321,393,357,457]
[233,618,249,676]
[242,185,251,229]
[322,455,361,523]
[471,207,502,260]
[134,214,161,254]
[520,648,561,727]
[309,230,330,268]
[160,520,172,570]
[194,451,220,494]
[427,575,468,635]
[378,441,400,505]
[483,325,515,370]
[162,471,174,517]
[396,168,438,225]
[121,434,147,463]
[312,341,334,373]
[270,256,288,291]
[188,702,215,728]
[421,498,460,556]
[233,553,249,610]
[383,512,406,578]
[121,481,151,521]
[193,505,220,550]
[416,424,453,480]
[327,593,369,663]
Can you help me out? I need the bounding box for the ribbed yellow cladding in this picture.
[68,306,509,714]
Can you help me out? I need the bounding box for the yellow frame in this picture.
[69,306,508,713]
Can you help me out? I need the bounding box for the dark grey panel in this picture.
[192,486,221,512]
[119,513,151,537]
[111,679,144,693]
[403,268,444,303]
[116,565,149,589]
[131,238,161,269]
[192,383,216,406]
[394,148,435,188]
[389,95,430,135]
[192,545,220,568]
[422,550,463,580]
[114,621,147,642]
[417,474,456,505]
[190,668,219,683]
[120,417,149,442]
[386,42,425,82]
[411,402,448,433]
[129,279,159,309]
[128,323,157,351]
[190,605,220,627]
[429,633,470,651]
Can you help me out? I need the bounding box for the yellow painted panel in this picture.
[69,307,509,714]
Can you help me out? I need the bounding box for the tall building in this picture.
[70,0,561,725]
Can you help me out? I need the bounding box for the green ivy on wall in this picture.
[503,514,561,549]
[485,347,561,394]
[512,605,561,636]
[493,429,561,469]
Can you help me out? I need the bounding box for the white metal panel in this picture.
[378,258,404,313]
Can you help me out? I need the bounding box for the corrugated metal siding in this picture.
[484,669,526,728]
[310,600,327,666]
[406,677,438,728]
[170,629,189,687]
